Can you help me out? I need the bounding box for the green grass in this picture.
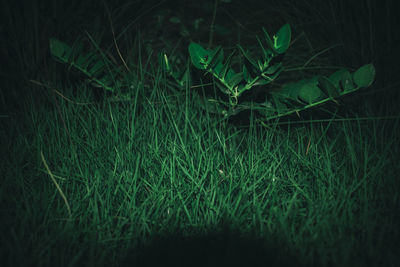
[3,67,400,266]
[1,0,400,266]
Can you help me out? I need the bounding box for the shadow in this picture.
[119,224,308,267]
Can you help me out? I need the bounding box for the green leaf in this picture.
[225,68,237,85]
[237,45,258,70]
[329,69,353,92]
[273,23,291,54]
[218,50,235,80]
[260,67,282,84]
[340,70,354,92]
[254,78,271,86]
[242,65,252,83]
[282,97,305,108]
[70,42,84,61]
[89,61,105,75]
[207,45,224,69]
[259,64,376,122]
[188,42,209,70]
[80,52,98,70]
[262,27,274,51]
[256,35,271,63]
[76,53,95,68]
[272,95,289,112]
[353,63,375,88]
[49,38,66,60]
[228,72,243,88]
[265,63,281,75]
[50,38,74,64]
[213,62,224,78]
[49,38,117,92]
[298,77,323,104]
[318,76,339,97]
[276,80,304,99]
[215,80,230,94]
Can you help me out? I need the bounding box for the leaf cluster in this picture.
[49,38,123,92]
[48,23,376,122]
[163,23,375,121]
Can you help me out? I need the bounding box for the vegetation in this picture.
[1,0,399,266]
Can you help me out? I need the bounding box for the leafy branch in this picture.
[48,22,376,123]
[163,23,375,121]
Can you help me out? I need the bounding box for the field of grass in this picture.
[1,0,400,266]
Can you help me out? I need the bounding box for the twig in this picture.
[30,80,95,105]
[305,136,311,156]
[102,0,130,72]
[40,151,72,220]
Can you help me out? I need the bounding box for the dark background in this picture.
[1,0,400,110]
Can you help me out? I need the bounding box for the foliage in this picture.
[165,23,375,121]
[49,38,124,91]
[49,23,375,123]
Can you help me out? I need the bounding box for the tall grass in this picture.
[1,0,399,266]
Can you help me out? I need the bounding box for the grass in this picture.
[1,0,400,266]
